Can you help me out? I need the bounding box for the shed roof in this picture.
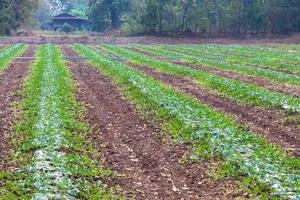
[52,13,88,21]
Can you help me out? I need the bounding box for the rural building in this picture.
[51,13,91,31]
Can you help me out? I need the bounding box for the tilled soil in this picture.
[62,46,238,200]
[229,61,300,76]
[123,61,300,157]
[0,45,37,171]
[131,48,300,98]
[171,49,300,77]
[174,61,300,98]
[2,33,300,44]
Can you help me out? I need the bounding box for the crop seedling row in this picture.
[0,44,27,73]
[132,44,300,86]
[188,44,300,68]
[101,44,300,113]
[73,44,299,199]
[0,44,121,199]
[183,44,300,73]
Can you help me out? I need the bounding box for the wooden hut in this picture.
[51,13,90,31]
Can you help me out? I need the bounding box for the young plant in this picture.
[74,44,300,199]
[0,44,122,199]
[0,44,27,73]
[102,44,300,113]
[133,44,300,86]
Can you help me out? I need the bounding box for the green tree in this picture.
[89,0,130,31]
[88,0,300,35]
[0,0,39,35]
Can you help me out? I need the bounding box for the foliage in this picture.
[88,0,130,31]
[88,0,300,35]
[101,44,300,113]
[0,44,122,199]
[59,23,74,33]
[74,44,300,199]
[172,44,300,73]
[47,0,88,16]
[0,0,39,35]
[132,44,300,86]
[0,44,27,73]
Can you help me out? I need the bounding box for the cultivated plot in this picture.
[0,43,299,199]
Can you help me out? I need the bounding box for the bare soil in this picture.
[131,48,300,98]
[172,49,300,76]
[0,45,36,171]
[123,61,300,157]
[61,45,239,200]
[175,60,300,98]
[229,61,300,76]
[2,33,300,44]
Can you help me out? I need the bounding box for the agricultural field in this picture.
[0,42,299,199]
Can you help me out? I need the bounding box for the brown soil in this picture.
[131,48,300,98]
[175,48,300,76]
[228,60,300,76]
[61,45,239,200]
[2,33,300,44]
[122,60,300,157]
[0,45,37,171]
[176,61,300,98]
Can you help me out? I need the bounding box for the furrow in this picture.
[131,47,300,98]
[61,45,238,199]
[0,44,121,199]
[122,60,300,156]
[101,44,300,114]
[74,44,300,199]
[0,45,36,172]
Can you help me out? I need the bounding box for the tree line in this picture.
[0,0,39,35]
[89,0,300,36]
[1,0,300,36]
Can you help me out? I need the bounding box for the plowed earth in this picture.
[61,46,239,200]
[131,48,300,98]
[0,45,37,171]
[121,60,300,157]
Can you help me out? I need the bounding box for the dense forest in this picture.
[1,0,300,36]
[90,0,300,36]
[0,0,39,35]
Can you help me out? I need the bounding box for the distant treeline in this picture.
[1,0,300,36]
[89,0,300,36]
[0,0,39,35]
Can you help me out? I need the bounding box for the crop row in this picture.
[0,44,120,199]
[167,44,300,74]
[263,44,300,52]
[74,44,299,199]
[101,44,300,113]
[188,44,300,65]
[132,44,300,86]
[0,44,27,73]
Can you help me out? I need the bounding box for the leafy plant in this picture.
[59,23,74,33]
[74,44,300,199]
[102,44,300,113]
[133,44,300,86]
[0,44,122,199]
[0,44,27,73]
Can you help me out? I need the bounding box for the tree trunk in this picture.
[111,7,119,29]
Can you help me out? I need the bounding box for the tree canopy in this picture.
[1,0,300,36]
[89,0,300,36]
[0,0,39,35]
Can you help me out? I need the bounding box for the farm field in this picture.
[0,43,299,199]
